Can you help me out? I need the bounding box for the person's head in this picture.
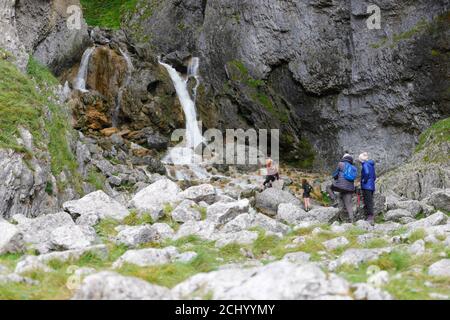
[266,158,273,167]
[358,152,369,163]
[302,179,308,185]
[342,153,354,164]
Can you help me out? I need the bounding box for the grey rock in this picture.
[129,178,181,221]
[255,188,301,216]
[174,251,198,263]
[352,283,392,300]
[112,246,179,269]
[207,199,249,225]
[222,211,290,235]
[428,259,450,277]
[386,200,423,217]
[215,230,258,248]
[323,237,350,251]
[282,252,311,264]
[0,220,25,254]
[50,225,98,250]
[0,273,38,286]
[152,223,175,240]
[276,203,306,225]
[172,200,201,223]
[73,272,172,300]
[427,189,450,212]
[373,222,402,234]
[173,261,350,300]
[174,220,217,241]
[406,211,448,231]
[179,184,217,204]
[63,191,129,221]
[384,209,415,222]
[115,225,159,248]
[332,248,392,269]
[357,233,378,245]
[407,240,426,256]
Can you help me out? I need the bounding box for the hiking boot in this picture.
[367,215,375,226]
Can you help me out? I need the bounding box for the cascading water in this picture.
[112,48,134,127]
[74,46,95,92]
[187,57,200,101]
[159,57,209,180]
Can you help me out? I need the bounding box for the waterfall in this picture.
[74,47,95,92]
[159,58,203,149]
[159,57,209,180]
[112,48,134,127]
[187,57,200,101]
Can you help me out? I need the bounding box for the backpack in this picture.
[343,162,357,182]
[304,184,312,193]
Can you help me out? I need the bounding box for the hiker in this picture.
[326,153,357,222]
[302,179,313,211]
[263,157,279,189]
[359,152,376,225]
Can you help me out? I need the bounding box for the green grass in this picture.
[415,117,450,152]
[80,0,139,29]
[86,169,106,191]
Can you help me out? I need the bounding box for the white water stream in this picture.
[112,48,134,127]
[74,46,95,92]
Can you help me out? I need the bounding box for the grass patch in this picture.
[415,117,450,153]
[122,211,154,226]
[80,0,139,29]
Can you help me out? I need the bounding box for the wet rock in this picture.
[73,272,172,300]
[63,191,129,222]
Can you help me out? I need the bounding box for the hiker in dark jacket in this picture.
[302,179,313,212]
[359,152,376,225]
[327,153,356,222]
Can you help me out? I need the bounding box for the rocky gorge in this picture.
[0,0,449,300]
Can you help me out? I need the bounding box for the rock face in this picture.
[63,191,130,222]
[125,0,449,171]
[255,188,301,216]
[73,272,172,300]
[173,261,351,300]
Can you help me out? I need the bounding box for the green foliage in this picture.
[80,0,139,29]
[122,211,154,226]
[86,169,106,191]
[408,229,426,242]
[415,117,450,153]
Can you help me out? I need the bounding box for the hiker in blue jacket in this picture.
[327,153,357,223]
[359,152,376,225]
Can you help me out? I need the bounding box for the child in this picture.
[262,157,280,189]
[302,179,313,211]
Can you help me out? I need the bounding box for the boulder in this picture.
[172,200,201,223]
[215,231,258,248]
[373,222,402,234]
[323,237,350,251]
[73,272,172,300]
[112,246,179,268]
[406,211,448,231]
[276,203,306,225]
[0,274,38,286]
[0,221,25,254]
[174,251,198,263]
[173,261,350,300]
[352,283,392,300]
[207,199,249,225]
[255,188,301,216]
[427,189,450,212]
[428,259,450,277]
[115,225,159,247]
[14,212,75,254]
[63,191,129,221]
[407,240,426,256]
[49,225,98,251]
[129,178,181,221]
[384,209,415,222]
[174,220,217,241]
[152,223,175,240]
[222,211,290,235]
[330,248,392,269]
[303,207,340,224]
[179,184,217,204]
[386,200,423,216]
[282,252,311,264]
